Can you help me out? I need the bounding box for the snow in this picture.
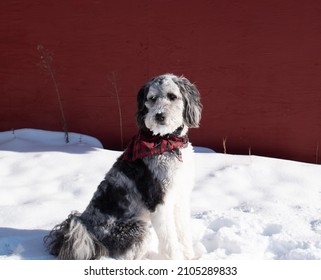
[1,129,321,260]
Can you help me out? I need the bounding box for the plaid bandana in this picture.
[122,127,188,161]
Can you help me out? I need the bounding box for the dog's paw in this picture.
[159,246,185,260]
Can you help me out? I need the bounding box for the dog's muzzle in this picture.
[155,112,166,124]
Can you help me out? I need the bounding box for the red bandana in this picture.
[122,128,189,161]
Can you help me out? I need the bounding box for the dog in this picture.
[44,73,202,260]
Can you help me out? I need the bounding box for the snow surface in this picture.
[1,129,321,260]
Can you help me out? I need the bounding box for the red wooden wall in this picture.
[1,0,321,163]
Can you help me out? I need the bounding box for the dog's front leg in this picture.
[151,199,184,260]
[174,199,195,260]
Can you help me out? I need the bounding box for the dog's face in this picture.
[136,74,202,136]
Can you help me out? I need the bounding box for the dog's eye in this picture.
[149,96,157,102]
[168,93,177,101]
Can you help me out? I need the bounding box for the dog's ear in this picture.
[174,76,202,128]
[136,83,149,129]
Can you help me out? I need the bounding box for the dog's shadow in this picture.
[0,227,52,259]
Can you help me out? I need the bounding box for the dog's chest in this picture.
[143,144,193,190]
[143,152,179,188]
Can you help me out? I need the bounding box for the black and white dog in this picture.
[44,73,202,259]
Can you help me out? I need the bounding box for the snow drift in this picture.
[1,129,321,260]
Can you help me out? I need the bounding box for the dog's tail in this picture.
[44,212,108,260]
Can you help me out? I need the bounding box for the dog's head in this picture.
[136,74,202,136]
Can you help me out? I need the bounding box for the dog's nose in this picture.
[155,113,165,123]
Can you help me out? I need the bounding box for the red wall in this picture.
[1,0,321,163]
